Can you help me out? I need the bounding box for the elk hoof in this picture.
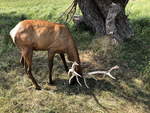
[36,86,41,90]
[48,81,55,85]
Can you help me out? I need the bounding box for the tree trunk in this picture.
[77,0,133,41]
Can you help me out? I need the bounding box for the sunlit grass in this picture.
[126,0,150,19]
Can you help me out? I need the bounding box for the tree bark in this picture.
[77,0,133,41]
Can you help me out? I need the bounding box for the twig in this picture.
[57,0,77,23]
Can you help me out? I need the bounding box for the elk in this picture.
[10,20,82,90]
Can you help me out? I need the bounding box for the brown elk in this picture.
[10,20,82,90]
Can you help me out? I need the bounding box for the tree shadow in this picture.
[0,13,28,54]
[48,78,114,113]
[1,12,150,112]
[0,12,27,35]
[46,76,150,111]
[113,81,150,109]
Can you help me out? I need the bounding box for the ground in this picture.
[0,0,150,113]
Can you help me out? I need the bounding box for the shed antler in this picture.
[87,65,119,80]
[68,62,119,88]
[68,62,82,86]
[68,62,89,88]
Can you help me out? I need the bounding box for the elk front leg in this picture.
[60,53,69,72]
[48,51,55,84]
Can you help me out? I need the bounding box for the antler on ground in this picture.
[87,65,119,80]
[68,62,119,88]
[68,62,89,88]
[68,62,82,86]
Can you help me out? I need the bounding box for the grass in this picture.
[0,0,150,113]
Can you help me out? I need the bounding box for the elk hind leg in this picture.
[20,56,24,66]
[23,48,41,90]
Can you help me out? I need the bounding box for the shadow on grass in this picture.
[50,77,150,110]
[0,13,27,35]
[0,13,27,54]
[119,17,150,71]
[48,78,113,113]
[1,13,150,112]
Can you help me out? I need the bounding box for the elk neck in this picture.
[67,40,82,75]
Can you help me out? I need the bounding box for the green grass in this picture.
[0,0,150,113]
[127,0,150,19]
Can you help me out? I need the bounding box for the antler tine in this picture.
[74,71,82,77]
[76,75,82,87]
[107,65,119,79]
[83,77,89,88]
[106,73,116,79]
[69,74,76,84]
[68,72,82,86]
[108,65,119,73]
[68,69,72,77]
